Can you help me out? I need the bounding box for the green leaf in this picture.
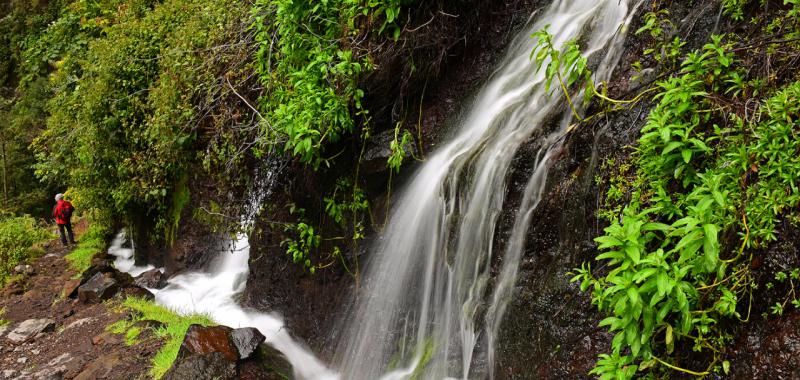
[625,245,641,263]
[681,149,692,163]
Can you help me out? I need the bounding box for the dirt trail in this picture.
[0,222,159,380]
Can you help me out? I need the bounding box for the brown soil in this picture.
[0,223,160,379]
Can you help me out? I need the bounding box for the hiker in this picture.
[53,193,76,246]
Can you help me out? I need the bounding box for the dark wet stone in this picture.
[77,272,119,304]
[123,286,155,301]
[179,325,238,362]
[80,261,115,284]
[239,359,290,380]
[231,327,265,360]
[162,352,237,380]
[134,268,166,289]
[259,344,293,376]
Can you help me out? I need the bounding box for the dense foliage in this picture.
[0,214,52,285]
[2,0,416,270]
[29,0,252,237]
[543,1,800,378]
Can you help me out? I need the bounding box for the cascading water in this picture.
[110,166,338,379]
[334,1,639,379]
[111,232,337,379]
[114,2,639,379]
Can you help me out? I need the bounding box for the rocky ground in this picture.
[0,222,296,380]
[0,226,160,380]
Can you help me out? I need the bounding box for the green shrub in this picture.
[573,38,800,380]
[0,214,53,285]
[251,0,412,166]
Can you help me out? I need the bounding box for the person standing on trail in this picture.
[53,193,76,246]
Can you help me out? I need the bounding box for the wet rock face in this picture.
[727,312,800,379]
[491,0,742,377]
[181,325,239,362]
[361,128,418,175]
[163,351,238,380]
[231,327,266,360]
[241,0,550,357]
[166,324,285,379]
[77,272,119,304]
[134,268,166,289]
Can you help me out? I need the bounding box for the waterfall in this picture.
[112,1,639,378]
[334,1,639,379]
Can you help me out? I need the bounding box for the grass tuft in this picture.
[110,296,215,379]
[65,224,108,273]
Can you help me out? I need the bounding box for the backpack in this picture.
[54,201,74,222]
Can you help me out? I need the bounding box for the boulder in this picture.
[79,260,115,284]
[5,318,55,343]
[162,352,236,380]
[62,279,82,298]
[166,324,288,379]
[77,272,119,303]
[179,325,238,362]
[231,327,265,360]
[80,261,134,287]
[134,268,166,289]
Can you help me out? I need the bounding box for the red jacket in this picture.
[53,200,75,225]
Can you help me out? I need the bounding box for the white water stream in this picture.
[110,230,338,379]
[113,1,638,379]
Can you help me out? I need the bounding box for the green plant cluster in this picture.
[0,214,52,285]
[110,296,215,379]
[571,34,800,380]
[529,3,800,377]
[250,0,411,166]
[281,177,368,275]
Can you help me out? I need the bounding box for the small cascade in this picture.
[110,231,338,380]
[109,232,154,278]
